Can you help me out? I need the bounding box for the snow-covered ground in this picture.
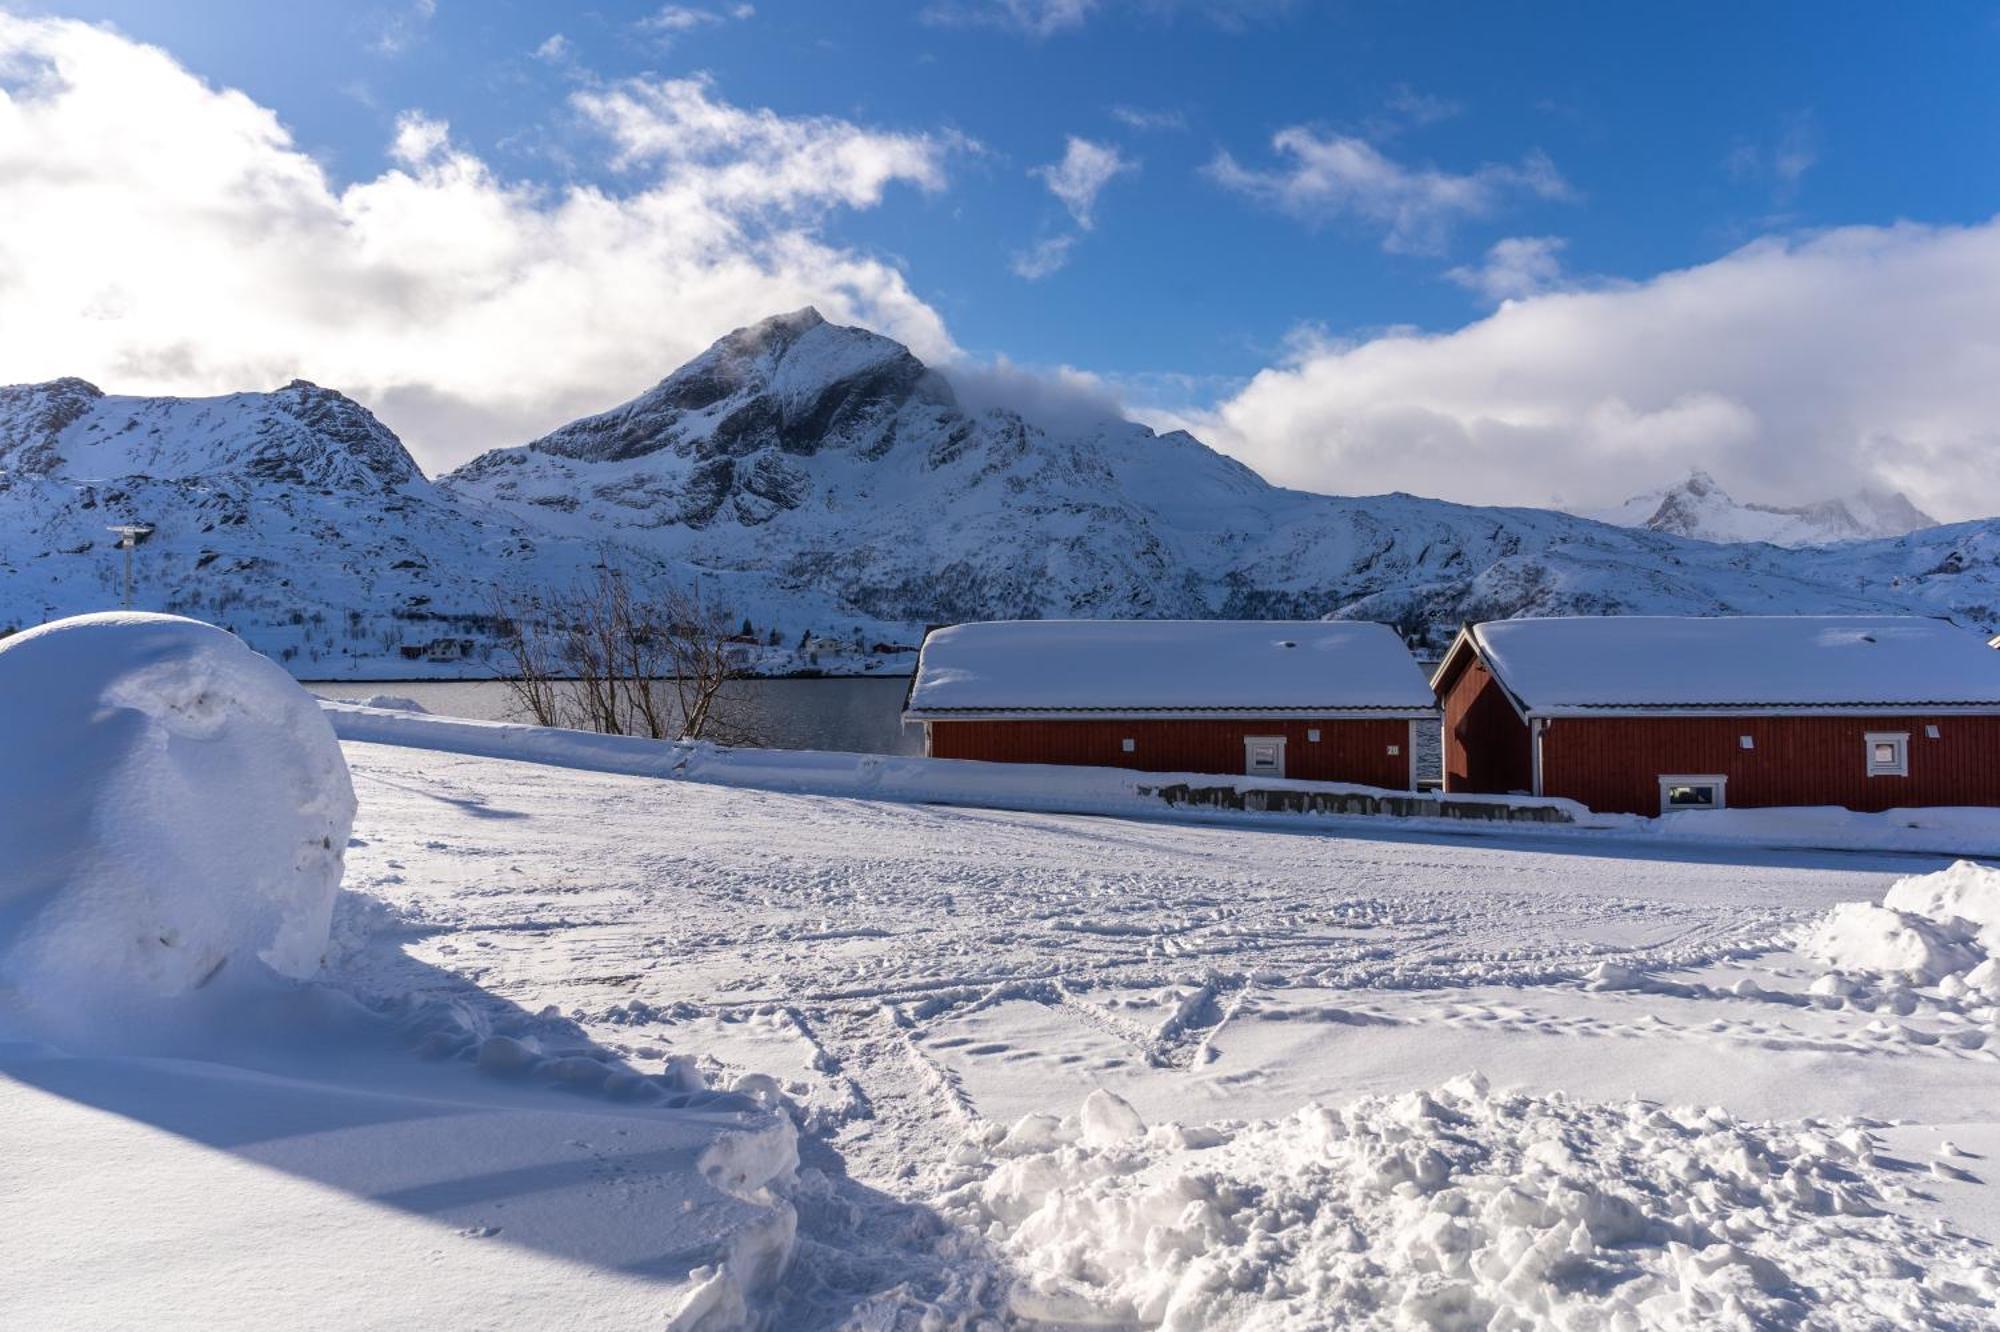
[8,696,2000,1325]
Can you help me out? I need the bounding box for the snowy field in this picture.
[7,650,2000,1327]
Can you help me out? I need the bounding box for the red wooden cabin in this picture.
[904,620,1439,789]
[1433,615,2000,815]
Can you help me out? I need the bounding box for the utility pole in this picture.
[107,524,153,610]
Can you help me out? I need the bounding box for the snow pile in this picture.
[939,1078,1999,1330]
[1807,860,2000,993]
[336,693,430,714]
[0,613,355,1003]
[1883,859,2000,952]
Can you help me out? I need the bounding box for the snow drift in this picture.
[941,1078,1996,1329]
[1807,860,2000,1005]
[0,613,355,1003]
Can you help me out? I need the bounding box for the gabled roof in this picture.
[904,619,1438,718]
[1453,615,2000,716]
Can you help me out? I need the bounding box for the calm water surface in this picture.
[306,676,926,756]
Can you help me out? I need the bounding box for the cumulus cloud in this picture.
[0,14,957,473]
[1445,235,1572,304]
[1208,130,1572,253]
[1160,220,2000,520]
[1032,136,1136,228]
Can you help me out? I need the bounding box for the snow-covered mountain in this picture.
[4,310,1999,677]
[443,309,2000,644]
[1593,469,1938,547]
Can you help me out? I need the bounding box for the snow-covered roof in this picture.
[1462,616,2000,715]
[905,620,1438,717]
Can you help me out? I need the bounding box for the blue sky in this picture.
[6,2,2000,514]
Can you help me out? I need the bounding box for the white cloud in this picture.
[371,0,437,56]
[1109,104,1185,132]
[945,356,1127,432]
[0,14,957,473]
[574,74,958,210]
[1379,84,1460,131]
[1208,129,1572,254]
[923,0,1294,36]
[1010,235,1077,280]
[1158,220,2000,520]
[533,33,571,63]
[1726,111,1819,202]
[920,0,1098,37]
[640,4,755,34]
[1445,235,1571,304]
[1032,136,1136,229]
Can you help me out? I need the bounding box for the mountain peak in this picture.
[1594,468,1939,547]
[488,308,940,471]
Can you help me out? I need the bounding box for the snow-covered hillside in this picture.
[1594,468,1938,546]
[5,311,2000,677]
[0,374,889,676]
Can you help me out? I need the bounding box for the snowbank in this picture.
[1807,860,2000,1004]
[0,613,355,1003]
[939,1077,1996,1329]
[320,702,1597,831]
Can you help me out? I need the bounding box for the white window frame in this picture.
[1658,774,1727,814]
[1243,735,1287,779]
[1865,731,1910,778]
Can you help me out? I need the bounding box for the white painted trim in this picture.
[922,720,933,759]
[1530,718,1547,797]
[1406,718,1419,792]
[903,708,1439,723]
[1658,774,1728,813]
[1243,734,1287,779]
[1865,731,1911,777]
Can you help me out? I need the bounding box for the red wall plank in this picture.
[1438,655,1533,795]
[927,717,1414,788]
[1542,715,2000,815]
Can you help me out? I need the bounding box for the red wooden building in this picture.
[1433,615,2000,815]
[904,620,1439,789]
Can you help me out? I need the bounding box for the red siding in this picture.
[1541,714,2000,815]
[927,717,1415,788]
[1437,652,1534,795]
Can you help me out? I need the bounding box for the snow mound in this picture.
[1804,902,1981,984]
[1883,859,2000,952]
[942,1076,1999,1329]
[339,693,430,714]
[0,613,355,1003]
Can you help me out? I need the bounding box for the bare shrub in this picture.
[490,567,753,742]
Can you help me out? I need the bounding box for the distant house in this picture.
[1433,616,2000,815]
[903,620,1439,789]
[399,637,475,663]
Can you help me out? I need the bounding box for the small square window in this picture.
[1306,729,1321,742]
[1658,775,1726,814]
[1865,732,1909,777]
[1121,738,1136,753]
[1925,724,1941,740]
[1739,734,1755,750]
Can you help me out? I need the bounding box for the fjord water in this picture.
[306,676,926,756]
